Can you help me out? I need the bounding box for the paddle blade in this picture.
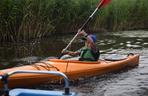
[97,0,111,8]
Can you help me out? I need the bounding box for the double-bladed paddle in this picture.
[59,0,111,59]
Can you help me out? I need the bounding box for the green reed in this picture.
[0,0,148,42]
[93,0,148,31]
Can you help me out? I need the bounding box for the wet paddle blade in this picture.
[97,0,111,8]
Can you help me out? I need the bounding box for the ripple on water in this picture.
[104,53,148,96]
[113,30,148,38]
[104,69,148,96]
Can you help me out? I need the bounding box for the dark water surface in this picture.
[0,30,148,96]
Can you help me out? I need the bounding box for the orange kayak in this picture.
[0,54,139,88]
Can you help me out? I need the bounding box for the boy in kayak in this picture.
[61,29,100,61]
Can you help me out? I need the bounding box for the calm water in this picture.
[0,30,148,96]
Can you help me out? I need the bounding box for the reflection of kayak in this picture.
[0,54,139,88]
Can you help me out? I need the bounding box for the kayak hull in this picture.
[0,54,139,88]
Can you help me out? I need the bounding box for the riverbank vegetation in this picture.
[0,0,148,42]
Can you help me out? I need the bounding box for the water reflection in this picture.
[0,31,148,68]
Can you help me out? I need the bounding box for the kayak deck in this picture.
[0,54,139,88]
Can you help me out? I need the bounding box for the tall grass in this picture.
[93,0,148,31]
[0,0,55,42]
[0,0,148,42]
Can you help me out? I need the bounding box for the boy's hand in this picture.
[61,49,69,54]
[78,29,87,36]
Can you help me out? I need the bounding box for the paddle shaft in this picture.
[59,0,111,58]
[64,7,99,51]
[58,8,99,59]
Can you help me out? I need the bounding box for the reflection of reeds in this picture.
[0,0,148,42]
[0,43,44,60]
